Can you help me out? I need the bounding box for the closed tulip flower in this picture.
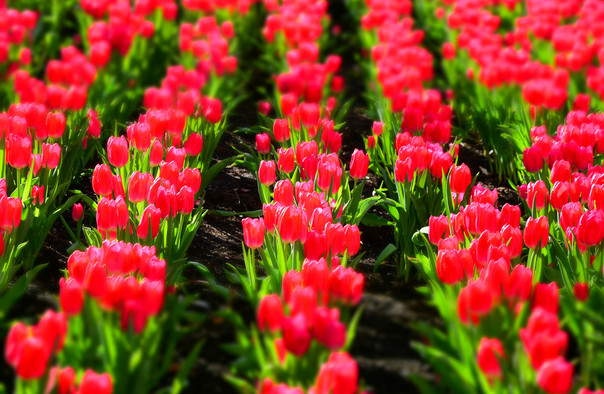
[256,132,271,154]
[46,112,65,139]
[184,133,203,156]
[450,163,471,194]
[277,147,295,173]
[349,149,369,180]
[257,294,284,333]
[523,145,544,173]
[79,370,113,394]
[477,337,505,380]
[258,160,277,186]
[524,216,549,249]
[537,357,573,394]
[6,133,32,169]
[242,218,265,249]
[576,210,604,247]
[282,313,311,356]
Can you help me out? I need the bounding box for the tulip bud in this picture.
[79,370,113,394]
[258,160,276,186]
[349,149,369,180]
[256,133,271,154]
[242,218,265,249]
[257,294,284,332]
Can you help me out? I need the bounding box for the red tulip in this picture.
[329,265,364,305]
[257,294,284,333]
[349,149,369,180]
[184,133,203,156]
[92,164,114,197]
[277,147,295,173]
[576,210,604,247]
[79,370,113,394]
[6,133,32,169]
[137,205,161,240]
[526,180,549,211]
[312,307,346,350]
[436,249,464,284]
[477,337,505,380]
[273,118,290,142]
[429,215,449,244]
[550,160,571,183]
[313,352,358,394]
[258,160,277,186]
[59,278,83,316]
[537,357,573,394]
[46,112,65,139]
[450,163,471,194]
[573,282,589,301]
[532,283,559,315]
[524,216,549,249]
[523,145,544,173]
[242,218,265,249]
[255,133,271,154]
[282,313,311,356]
[202,97,222,123]
[72,203,84,221]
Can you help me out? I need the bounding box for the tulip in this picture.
[277,147,295,173]
[477,337,504,380]
[184,133,203,156]
[526,180,549,211]
[92,164,114,197]
[523,145,544,173]
[349,149,369,180]
[537,357,573,394]
[524,216,549,249]
[312,307,346,349]
[577,210,604,247]
[59,278,84,316]
[137,205,161,240]
[6,133,32,169]
[72,203,84,222]
[436,249,464,284]
[258,160,276,186]
[372,121,383,136]
[46,112,65,139]
[429,215,449,244]
[79,370,113,394]
[257,294,284,333]
[202,97,222,123]
[573,282,589,301]
[282,314,311,356]
[313,352,358,394]
[242,218,265,249]
[532,283,559,315]
[274,179,294,206]
[256,133,271,154]
[450,163,471,194]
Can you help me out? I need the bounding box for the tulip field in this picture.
[5,0,604,393]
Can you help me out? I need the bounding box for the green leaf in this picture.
[373,243,397,272]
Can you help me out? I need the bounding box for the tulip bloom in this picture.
[258,160,276,186]
[79,370,113,394]
[349,149,369,180]
[524,216,549,249]
[477,337,505,380]
[257,294,284,332]
[255,132,271,154]
[242,218,265,249]
[523,145,544,173]
[537,357,573,394]
[450,164,471,194]
[576,210,604,247]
